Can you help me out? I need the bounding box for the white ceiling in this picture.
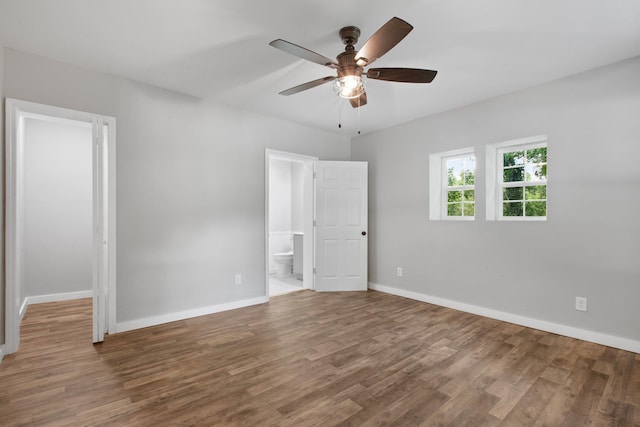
[1,0,640,136]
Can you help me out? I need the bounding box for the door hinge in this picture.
[313,267,316,274]
[313,220,316,227]
[313,172,317,179]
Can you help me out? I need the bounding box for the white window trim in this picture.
[486,135,548,221]
[429,147,475,221]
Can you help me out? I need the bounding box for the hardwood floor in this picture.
[1,291,639,426]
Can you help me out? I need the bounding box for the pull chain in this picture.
[337,98,363,134]
[357,97,361,135]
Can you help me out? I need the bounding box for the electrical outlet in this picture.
[397,267,403,277]
[235,274,242,285]
[575,296,587,312]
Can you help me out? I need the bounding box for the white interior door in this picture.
[92,118,107,343]
[315,161,368,291]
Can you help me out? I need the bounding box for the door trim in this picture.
[264,149,318,297]
[4,99,117,353]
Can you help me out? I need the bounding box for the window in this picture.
[486,135,547,221]
[429,147,475,220]
[444,155,475,218]
[500,146,547,218]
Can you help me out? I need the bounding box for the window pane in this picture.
[503,167,524,182]
[503,187,523,201]
[527,147,547,163]
[525,201,546,216]
[465,156,476,168]
[464,170,475,185]
[434,149,476,221]
[525,185,546,200]
[448,203,462,216]
[525,163,547,181]
[463,203,475,216]
[447,190,462,202]
[446,158,464,186]
[503,151,525,167]
[494,142,547,221]
[464,157,475,185]
[503,201,523,216]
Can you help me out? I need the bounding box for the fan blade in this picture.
[355,17,413,66]
[270,39,339,69]
[349,91,367,108]
[279,76,335,96]
[367,68,437,83]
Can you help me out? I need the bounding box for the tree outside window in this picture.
[500,145,547,218]
[445,155,475,218]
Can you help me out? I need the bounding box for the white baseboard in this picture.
[115,296,269,333]
[26,290,93,306]
[0,345,4,364]
[369,282,640,354]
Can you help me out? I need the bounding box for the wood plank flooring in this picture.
[1,290,639,426]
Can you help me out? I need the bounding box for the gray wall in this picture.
[1,45,5,346]
[24,118,93,297]
[3,48,350,324]
[352,56,640,342]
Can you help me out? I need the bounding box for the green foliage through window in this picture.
[446,155,475,218]
[500,146,547,218]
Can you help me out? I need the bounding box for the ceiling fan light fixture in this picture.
[333,75,366,99]
[270,17,437,109]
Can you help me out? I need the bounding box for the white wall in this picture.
[268,158,293,273]
[267,158,305,273]
[24,118,93,297]
[269,158,292,232]
[352,56,640,344]
[3,48,350,326]
[291,162,304,233]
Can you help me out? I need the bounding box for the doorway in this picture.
[4,99,116,354]
[265,150,317,297]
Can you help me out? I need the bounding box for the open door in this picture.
[92,118,108,343]
[315,161,368,291]
[5,99,116,354]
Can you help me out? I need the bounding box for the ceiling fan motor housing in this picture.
[336,50,362,79]
[339,26,361,46]
[337,26,363,78]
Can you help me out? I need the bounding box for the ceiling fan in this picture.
[269,17,437,108]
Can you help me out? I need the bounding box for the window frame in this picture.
[441,153,476,221]
[429,147,475,221]
[486,135,548,221]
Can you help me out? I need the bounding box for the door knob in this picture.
[362,231,367,236]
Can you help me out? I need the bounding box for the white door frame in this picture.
[265,149,317,296]
[4,99,117,353]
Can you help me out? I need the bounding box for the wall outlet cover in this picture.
[575,296,587,312]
